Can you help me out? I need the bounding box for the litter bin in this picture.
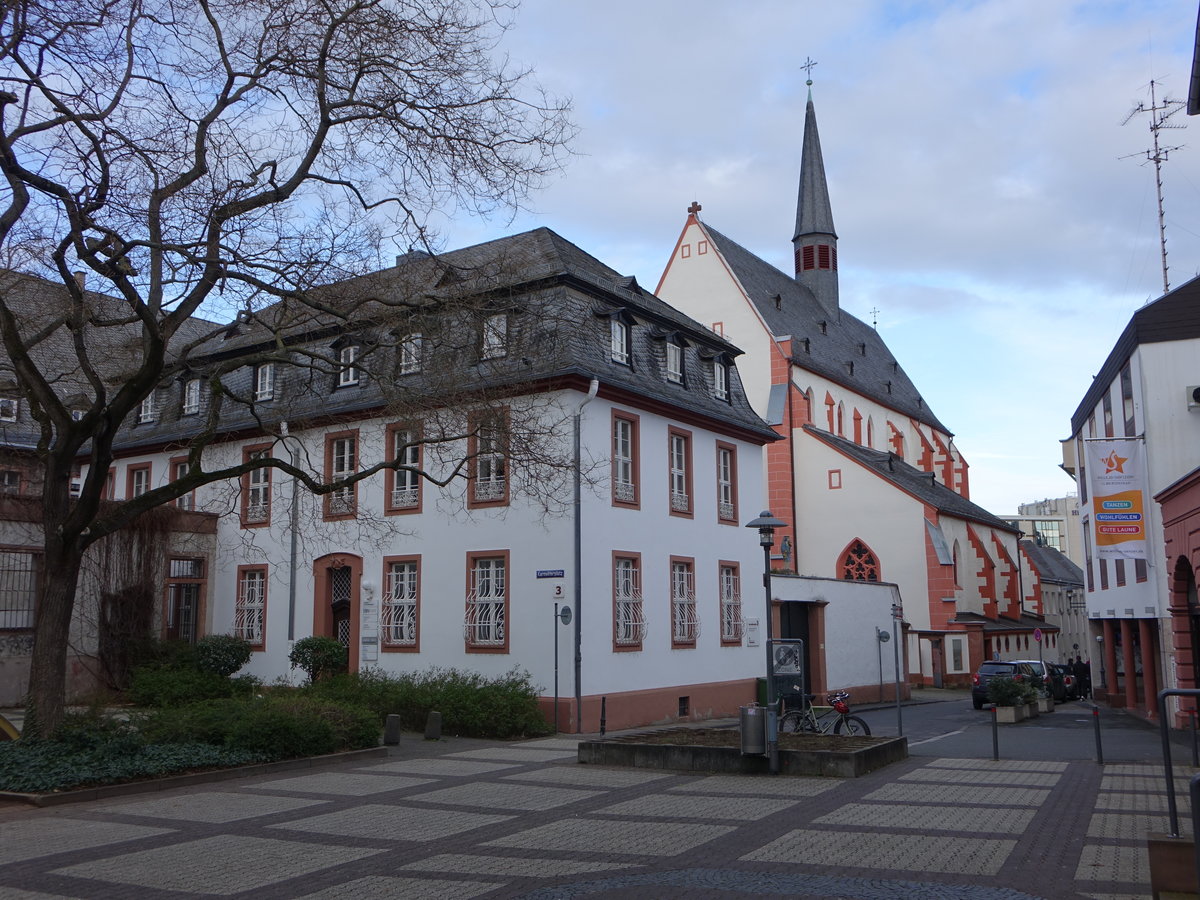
[740,704,766,755]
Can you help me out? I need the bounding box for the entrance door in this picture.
[779,602,812,698]
[931,638,943,688]
[165,583,199,643]
[330,564,352,648]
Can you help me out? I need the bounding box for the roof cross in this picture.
[687,201,702,215]
[801,56,818,85]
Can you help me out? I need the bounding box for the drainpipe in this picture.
[574,377,600,733]
[281,421,299,642]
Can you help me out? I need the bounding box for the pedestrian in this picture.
[1072,655,1090,700]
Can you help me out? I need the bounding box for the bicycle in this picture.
[778,690,870,735]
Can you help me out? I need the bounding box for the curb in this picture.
[0,745,388,808]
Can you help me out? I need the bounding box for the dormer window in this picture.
[666,342,684,384]
[182,378,201,415]
[481,313,508,360]
[254,364,274,401]
[713,359,729,401]
[337,344,359,386]
[399,333,423,374]
[0,397,17,422]
[610,319,630,365]
[137,394,155,424]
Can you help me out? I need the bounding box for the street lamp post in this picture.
[746,510,787,775]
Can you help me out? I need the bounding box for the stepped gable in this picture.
[805,425,1012,531]
[702,225,949,435]
[1020,540,1084,587]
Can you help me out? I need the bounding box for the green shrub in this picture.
[0,737,267,793]
[136,695,378,758]
[195,634,253,678]
[306,666,551,739]
[986,676,1027,707]
[289,636,348,683]
[129,666,236,707]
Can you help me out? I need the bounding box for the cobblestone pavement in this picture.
[0,735,1186,899]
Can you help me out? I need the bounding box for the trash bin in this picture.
[740,704,766,756]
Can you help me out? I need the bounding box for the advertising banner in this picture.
[1084,438,1147,559]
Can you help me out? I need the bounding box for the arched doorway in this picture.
[312,553,363,672]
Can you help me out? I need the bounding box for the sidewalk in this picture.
[0,726,1181,898]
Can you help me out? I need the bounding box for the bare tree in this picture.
[0,0,572,736]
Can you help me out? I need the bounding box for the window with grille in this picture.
[255,364,275,401]
[671,559,698,645]
[165,558,204,643]
[398,334,422,374]
[669,430,691,514]
[610,319,629,365]
[613,556,645,647]
[713,361,729,401]
[244,449,271,524]
[481,313,508,359]
[382,559,418,647]
[841,539,880,582]
[720,564,742,642]
[666,342,683,384]
[338,345,359,386]
[465,556,506,647]
[327,434,356,516]
[0,550,38,630]
[612,414,637,505]
[716,444,737,522]
[0,396,16,422]
[472,415,507,504]
[182,378,201,415]
[234,567,266,646]
[389,427,420,510]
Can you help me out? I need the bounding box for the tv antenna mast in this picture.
[1121,80,1185,295]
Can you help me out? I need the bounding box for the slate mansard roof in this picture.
[79,227,777,451]
[1020,540,1084,589]
[700,225,950,435]
[806,426,1015,533]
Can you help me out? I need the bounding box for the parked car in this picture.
[972,660,1038,709]
[1012,659,1065,702]
[1051,663,1080,701]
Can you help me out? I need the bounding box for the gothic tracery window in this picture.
[841,540,880,582]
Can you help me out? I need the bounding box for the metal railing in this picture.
[1156,688,1200,842]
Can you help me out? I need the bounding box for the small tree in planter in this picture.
[289,637,348,684]
[987,676,1027,723]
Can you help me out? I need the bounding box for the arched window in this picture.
[836,401,845,436]
[840,539,880,582]
[952,540,961,588]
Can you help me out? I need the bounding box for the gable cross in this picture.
[687,201,702,215]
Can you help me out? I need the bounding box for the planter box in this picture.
[1025,702,1039,718]
[578,732,908,778]
[994,705,1024,724]
[1147,833,1198,898]
[1036,697,1054,713]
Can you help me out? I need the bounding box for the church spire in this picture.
[792,66,839,317]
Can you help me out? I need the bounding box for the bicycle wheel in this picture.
[778,711,805,733]
[833,715,870,736]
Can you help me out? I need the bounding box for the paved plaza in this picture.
[0,728,1187,899]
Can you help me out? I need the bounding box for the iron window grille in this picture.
[671,562,699,643]
[720,566,743,641]
[465,557,505,646]
[614,558,646,646]
[0,550,38,629]
[382,560,418,646]
[235,569,265,645]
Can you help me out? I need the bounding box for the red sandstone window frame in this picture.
[612,551,644,652]
[385,423,423,516]
[465,550,509,653]
[667,426,693,518]
[240,443,272,528]
[611,410,640,509]
[234,564,267,650]
[323,429,359,520]
[715,441,738,525]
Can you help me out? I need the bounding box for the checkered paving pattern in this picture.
[0,742,1172,898]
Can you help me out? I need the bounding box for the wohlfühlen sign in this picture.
[1084,438,1147,560]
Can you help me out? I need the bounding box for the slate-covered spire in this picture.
[792,81,839,317]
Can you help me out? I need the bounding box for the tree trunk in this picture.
[24,521,84,738]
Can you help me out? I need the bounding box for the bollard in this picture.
[1092,704,1103,766]
[991,706,999,761]
[600,696,607,736]
[424,710,442,741]
[1191,710,1199,769]
[383,714,401,746]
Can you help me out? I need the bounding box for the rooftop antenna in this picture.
[1121,79,1186,295]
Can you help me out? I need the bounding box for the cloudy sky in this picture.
[428,0,1200,516]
